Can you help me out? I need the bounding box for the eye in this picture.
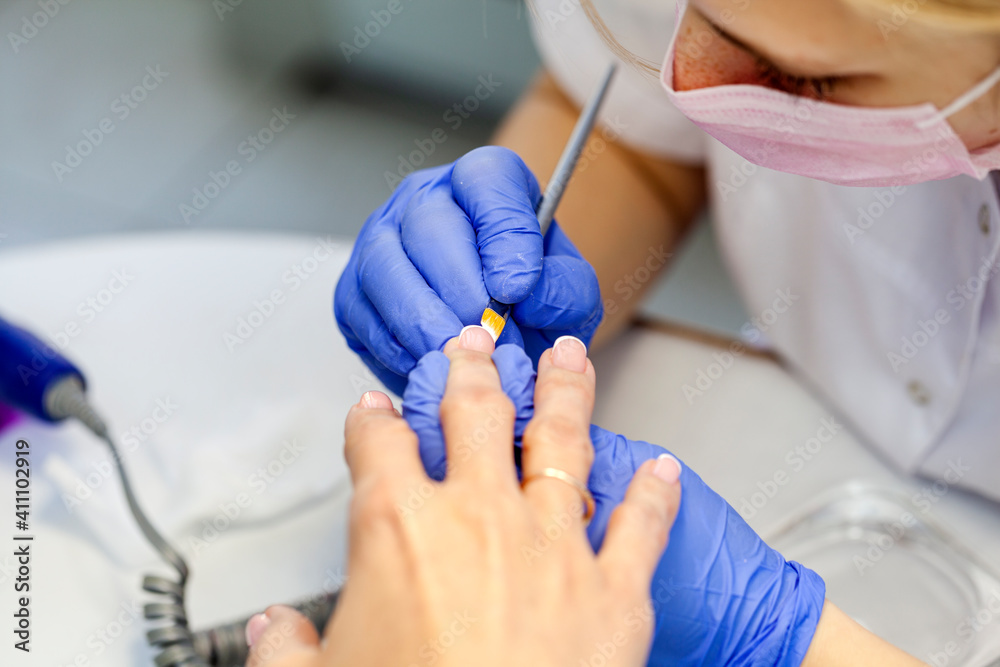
[755,59,842,100]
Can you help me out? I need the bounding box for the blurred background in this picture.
[0,0,747,333]
[6,8,1000,666]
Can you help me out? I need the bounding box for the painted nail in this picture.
[652,453,682,485]
[552,335,587,373]
[360,391,391,409]
[245,612,270,648]
[459,325,495,353]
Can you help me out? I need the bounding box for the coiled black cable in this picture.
[46,378,206,666]
[47,377,344,666]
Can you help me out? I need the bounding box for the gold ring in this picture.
[521,468,596,527]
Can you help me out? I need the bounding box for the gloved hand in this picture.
[334,146,603,395]
[403,341,826,667]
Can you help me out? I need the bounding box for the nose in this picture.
[672,10,761,91]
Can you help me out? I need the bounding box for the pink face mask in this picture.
[661,0,1000,187]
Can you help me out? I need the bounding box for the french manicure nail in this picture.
[459,325,494,353]
[245,612,270,648]
[360,391,378,409]
[552,335,587,373]
[653,453,682,485]
[360,391,391,409]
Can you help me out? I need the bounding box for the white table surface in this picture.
[0,231,998,666]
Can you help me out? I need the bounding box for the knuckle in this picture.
[458,478,520,522]
[346,413,416,462]
[491,393,516,422]
[543,372,593,404]
[609,566,652,604]
[397,168,436,195]
[525,414,574,443]
[402,196,439,225]
[455,145,520,176]
[449,347,494,367]
[620,496,669,546]
[351,411,410,444]
[365,228,398,254]
[524,415,592,458]
[398,171,421,190]
[356,232,398,277]
[441,385,510,420]
[351,474,404,528]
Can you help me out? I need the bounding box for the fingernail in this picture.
[653,453,682,485]
[552,335,587,373]
[459,325,495,353]
[360,391,392,409]
[245,612,270,648]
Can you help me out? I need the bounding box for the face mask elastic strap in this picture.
[916,64,1000,130]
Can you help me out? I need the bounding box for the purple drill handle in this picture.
[0,314,86,422]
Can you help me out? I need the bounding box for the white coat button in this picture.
[908,380,931,406]
[978,204,991,235]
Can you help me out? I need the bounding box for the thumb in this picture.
[510,254,602,333]
[511,223,602,358]
[245,605,321,667]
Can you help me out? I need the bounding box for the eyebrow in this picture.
[698,11,836,79]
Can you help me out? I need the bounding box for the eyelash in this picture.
[755,59,842,99]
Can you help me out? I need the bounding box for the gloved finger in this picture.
[491,344,536,439]
[402,351,451,481]
[344,391,428,490]
[598,455,682,601]
[586,427,668,550]
[521,337,596,532]
[451,146,544,304]
[357,222,464,362]
[439,327,518,487]
[338,301,408,396]
[494,314,525,349]
[402,343,535,482]
[400,185,492,325]
[335,272,418,380]
[510,254,602,333]
[540,219,580,257]
[245,605,320,667]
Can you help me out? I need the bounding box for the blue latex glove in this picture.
[402,345,827,667]
[334,146,603,395]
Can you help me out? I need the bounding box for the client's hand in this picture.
[402,331,828,666]
[391,328,926,667]
[245,326,681,667]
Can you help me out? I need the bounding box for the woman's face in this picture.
[674,0,1000,150]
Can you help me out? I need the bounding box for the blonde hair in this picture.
[577,0,659,74]
[849,0,1000,30]
[573,0,1000,76]
[524,0,660,72]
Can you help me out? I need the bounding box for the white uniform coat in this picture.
[530,0,1000,500]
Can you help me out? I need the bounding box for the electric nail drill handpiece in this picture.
[0,315,337,666]
[0,314,208,666]
[0,315,106,434]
